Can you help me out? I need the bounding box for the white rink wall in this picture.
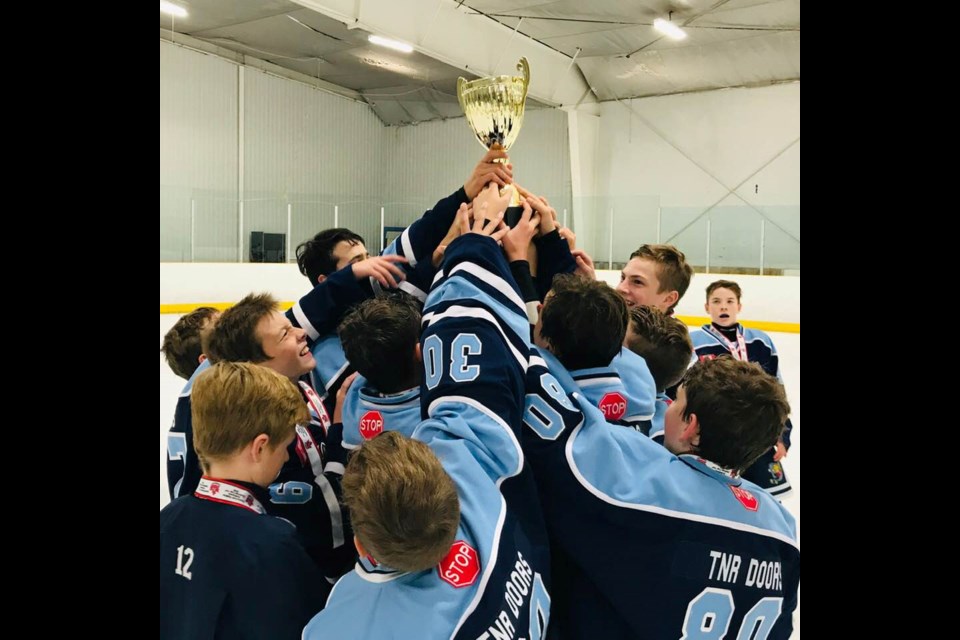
[161,263,799,326]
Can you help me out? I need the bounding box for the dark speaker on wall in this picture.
[250,231,265,262]
[264,233,285,263]
[250,232,285,263]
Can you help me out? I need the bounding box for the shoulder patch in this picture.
[359,411,384,440]
[437,540,480,588]
[599,392,627,421]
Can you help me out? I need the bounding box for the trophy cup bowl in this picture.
[458,57,530,227]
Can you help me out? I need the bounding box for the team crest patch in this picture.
[359,411,384,440]
[730,485,759,512]
[599,392,627,421]
[768,461,785,483]
[437,540,480,588]
[210,483,220,495]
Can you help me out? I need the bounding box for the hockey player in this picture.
[160,362,327,639]
[622,304,694,441]
[690,279,794,497]
[522,342,800,638]
[303,186,553,640]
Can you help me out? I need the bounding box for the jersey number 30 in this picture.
[424,333,482,389]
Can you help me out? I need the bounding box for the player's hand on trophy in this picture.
[461,185,509,242]
[472,181,512,224]
[502,200,540,262]
[515,185,557,237]
[352,255,408,289]
[464,148,513,201]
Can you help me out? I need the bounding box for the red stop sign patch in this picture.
[730,485,759,511]
[359,411,384,440]
[437,540,480,588]
[599,392,627,421]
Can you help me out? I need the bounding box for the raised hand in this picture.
[351,255,408,289]
[472,181,512,225]
[431,213,464,267]
[464,148,513,201]
[571,249,596,280]
[515,185,557,237]
[502,199,540,262]
[459,186,509,243]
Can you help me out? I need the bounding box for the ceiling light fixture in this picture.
[653,13,686,40]
[160,1,188,18]
[368,35,414,54]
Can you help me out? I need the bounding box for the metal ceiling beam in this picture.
[291,0,596,110]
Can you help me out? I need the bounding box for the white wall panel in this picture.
[379,108,572,233]
[160,40,239,261]
[593,83,800,269]
[243,69,385,258]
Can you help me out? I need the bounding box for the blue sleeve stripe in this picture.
[400,227,417,267]
[423,306,529,372]
[290,302,320,341]
[563,420,800,550]
[447,262,525,312]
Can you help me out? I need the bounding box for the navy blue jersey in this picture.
[305,234,552,640]
[165,370,352,581]
[522,359,800,639]
[296,189,467,415]
[160,479,327,640]
[166,358,212,501]
[340,375,421,449]
[690,324,794,496]
[533,228,576,301]
[286,263,370,347]
[689,323,793,448]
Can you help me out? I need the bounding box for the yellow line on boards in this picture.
[160,301,296,314]
[675,315,800,334]
[161,306,799,333]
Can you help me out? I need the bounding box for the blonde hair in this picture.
[343,432,460,572]
[191,362,308,472]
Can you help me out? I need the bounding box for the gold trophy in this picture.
[458,57,530,227]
